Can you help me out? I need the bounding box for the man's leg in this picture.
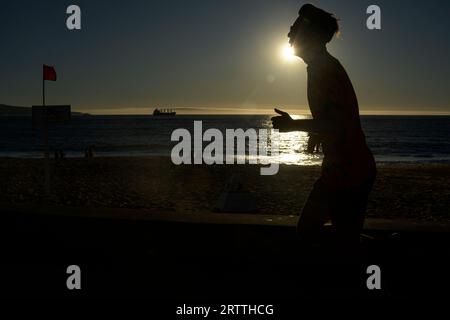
[332,176,376,248]
[297,178,331,243]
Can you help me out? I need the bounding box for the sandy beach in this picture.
[0,157,449,222]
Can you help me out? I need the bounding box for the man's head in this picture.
[288,4,339,59]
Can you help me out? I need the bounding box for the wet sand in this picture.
[1,157,449,222]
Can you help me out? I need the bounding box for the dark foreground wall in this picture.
[1,207,449,303]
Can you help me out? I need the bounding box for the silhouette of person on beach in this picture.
[306,133,321,153]
[84,145,95,158]
[272,4,376,247]
[54,149,65,159]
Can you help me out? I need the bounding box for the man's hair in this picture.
[297,4,339,44]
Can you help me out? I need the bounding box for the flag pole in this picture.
[43,70,50,197]
[43,75,45,106]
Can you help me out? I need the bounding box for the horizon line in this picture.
[3,104,450,116]
[77,111,450,116]
[75,108,450,116]
[76,106,450,116]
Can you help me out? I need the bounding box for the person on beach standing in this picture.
[272,4,376,247]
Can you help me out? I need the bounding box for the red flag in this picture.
[43,65,57,81]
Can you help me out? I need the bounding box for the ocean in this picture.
[1,115,450,165]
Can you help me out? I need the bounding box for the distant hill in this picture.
[0,104,90,116]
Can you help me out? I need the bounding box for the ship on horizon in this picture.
[153,108,176,116]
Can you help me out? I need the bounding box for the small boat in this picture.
[153,108,176,116]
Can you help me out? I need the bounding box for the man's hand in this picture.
[271,108,295,132]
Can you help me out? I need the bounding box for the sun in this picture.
[281,43,296,62]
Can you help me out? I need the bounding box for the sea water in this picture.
[1,115,449,165]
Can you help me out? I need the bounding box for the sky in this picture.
[1,0,449,115]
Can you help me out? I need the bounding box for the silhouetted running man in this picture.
[272,4,376,247]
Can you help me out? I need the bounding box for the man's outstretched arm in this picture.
[271,108,340,133]
[291,119,338,133]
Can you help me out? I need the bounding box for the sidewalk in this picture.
[3,202,450,232]
[1,202,449,299]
